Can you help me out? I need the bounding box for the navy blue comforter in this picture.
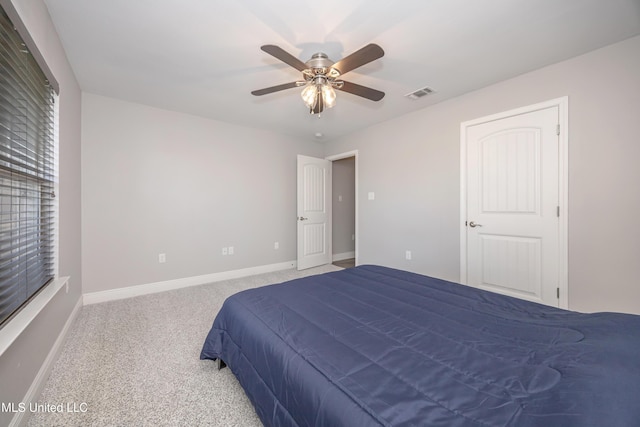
[200,265,640,426]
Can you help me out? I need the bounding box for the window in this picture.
[0,5,57,327]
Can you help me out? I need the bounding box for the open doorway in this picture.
[328,152,357,268]
[296,151,358,270]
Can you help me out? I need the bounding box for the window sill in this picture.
[0,276,70,357]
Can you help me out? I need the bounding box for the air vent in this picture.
[405,86,436,100]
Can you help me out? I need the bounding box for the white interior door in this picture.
[463,105,562,307]
[297,155,332,270]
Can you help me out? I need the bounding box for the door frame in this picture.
[326,150,359,266]
[459,97,569,308]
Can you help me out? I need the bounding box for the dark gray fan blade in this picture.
[261,45,307,72]
[332,44,384,76]
[251,82,300,96]
[336,81,385,101]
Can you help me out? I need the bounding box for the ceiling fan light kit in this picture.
[252,44,385,115]
[301,79,336,112]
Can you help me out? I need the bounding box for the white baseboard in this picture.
[83,260,297,305]
[333,251,355,262]
[10,296,83,427]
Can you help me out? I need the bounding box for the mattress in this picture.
[201,265,640,426]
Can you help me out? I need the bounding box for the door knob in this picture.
[468,221,482,228]
[298,216,308,221]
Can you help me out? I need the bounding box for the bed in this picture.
[200,265,640,426]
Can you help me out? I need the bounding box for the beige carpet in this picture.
[27,264,341,427]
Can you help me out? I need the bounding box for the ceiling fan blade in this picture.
[332,44,384,76]
[251,81,301,96]
[260,45,308,72]
[336,81,385,101]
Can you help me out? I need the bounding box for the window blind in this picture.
[0,6,56,327]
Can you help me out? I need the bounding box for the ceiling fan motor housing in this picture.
[304,53,341,81]
[306,52,332,69]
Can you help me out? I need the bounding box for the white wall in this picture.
[81,93,324,294]
[0,1,82,425]
[325,35,640,315]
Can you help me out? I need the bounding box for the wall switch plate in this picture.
[405,250,412,260]
[368,192,375,200]
[158,253,166,263]
[222,247,228,256]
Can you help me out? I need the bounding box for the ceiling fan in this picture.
[251,44,385,115]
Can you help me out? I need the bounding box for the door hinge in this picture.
[556,124,560,136]
[557,287,560,299]
[556,206,560,217]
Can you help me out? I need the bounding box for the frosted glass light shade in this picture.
[301,84,318,108]
[321,84,336,108]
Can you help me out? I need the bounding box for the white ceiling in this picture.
[44,0,640,142]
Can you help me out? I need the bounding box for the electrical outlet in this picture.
[274,241,279,250]
[405,250,412,260]
[158,253,166,263]
[228,246,234,255]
